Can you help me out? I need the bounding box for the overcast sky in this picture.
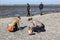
[0,0,60,5]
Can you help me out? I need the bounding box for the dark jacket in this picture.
[27,4,30,11]
[39,4,43,9]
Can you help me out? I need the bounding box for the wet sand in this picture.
[0,13,60,40]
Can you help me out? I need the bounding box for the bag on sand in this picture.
[7,26,14,32]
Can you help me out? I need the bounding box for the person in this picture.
[39,2,43,15]
[7,16,21,32]
[27,3,30,16]
[28,18,43,35]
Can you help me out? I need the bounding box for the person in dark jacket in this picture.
[39,2,43,15]
[27,3,30,16]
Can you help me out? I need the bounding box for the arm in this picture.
[36,20,42,24]
[17,21,20,28]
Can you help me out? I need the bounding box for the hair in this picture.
[28,18,33,21]
[17,16,20,19]
[27,3,29,5]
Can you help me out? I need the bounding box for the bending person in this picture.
[7,16,21,32]
[28,18,43,35]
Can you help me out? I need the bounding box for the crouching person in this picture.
[7,16,21,32]
[28,18,43,35]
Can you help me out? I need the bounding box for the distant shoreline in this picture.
[0,4,60,8]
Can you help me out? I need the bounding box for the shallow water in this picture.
[0,6,60,16]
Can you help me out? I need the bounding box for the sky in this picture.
[0,0,60,5]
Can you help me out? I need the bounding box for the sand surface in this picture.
[0,13,60,40]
